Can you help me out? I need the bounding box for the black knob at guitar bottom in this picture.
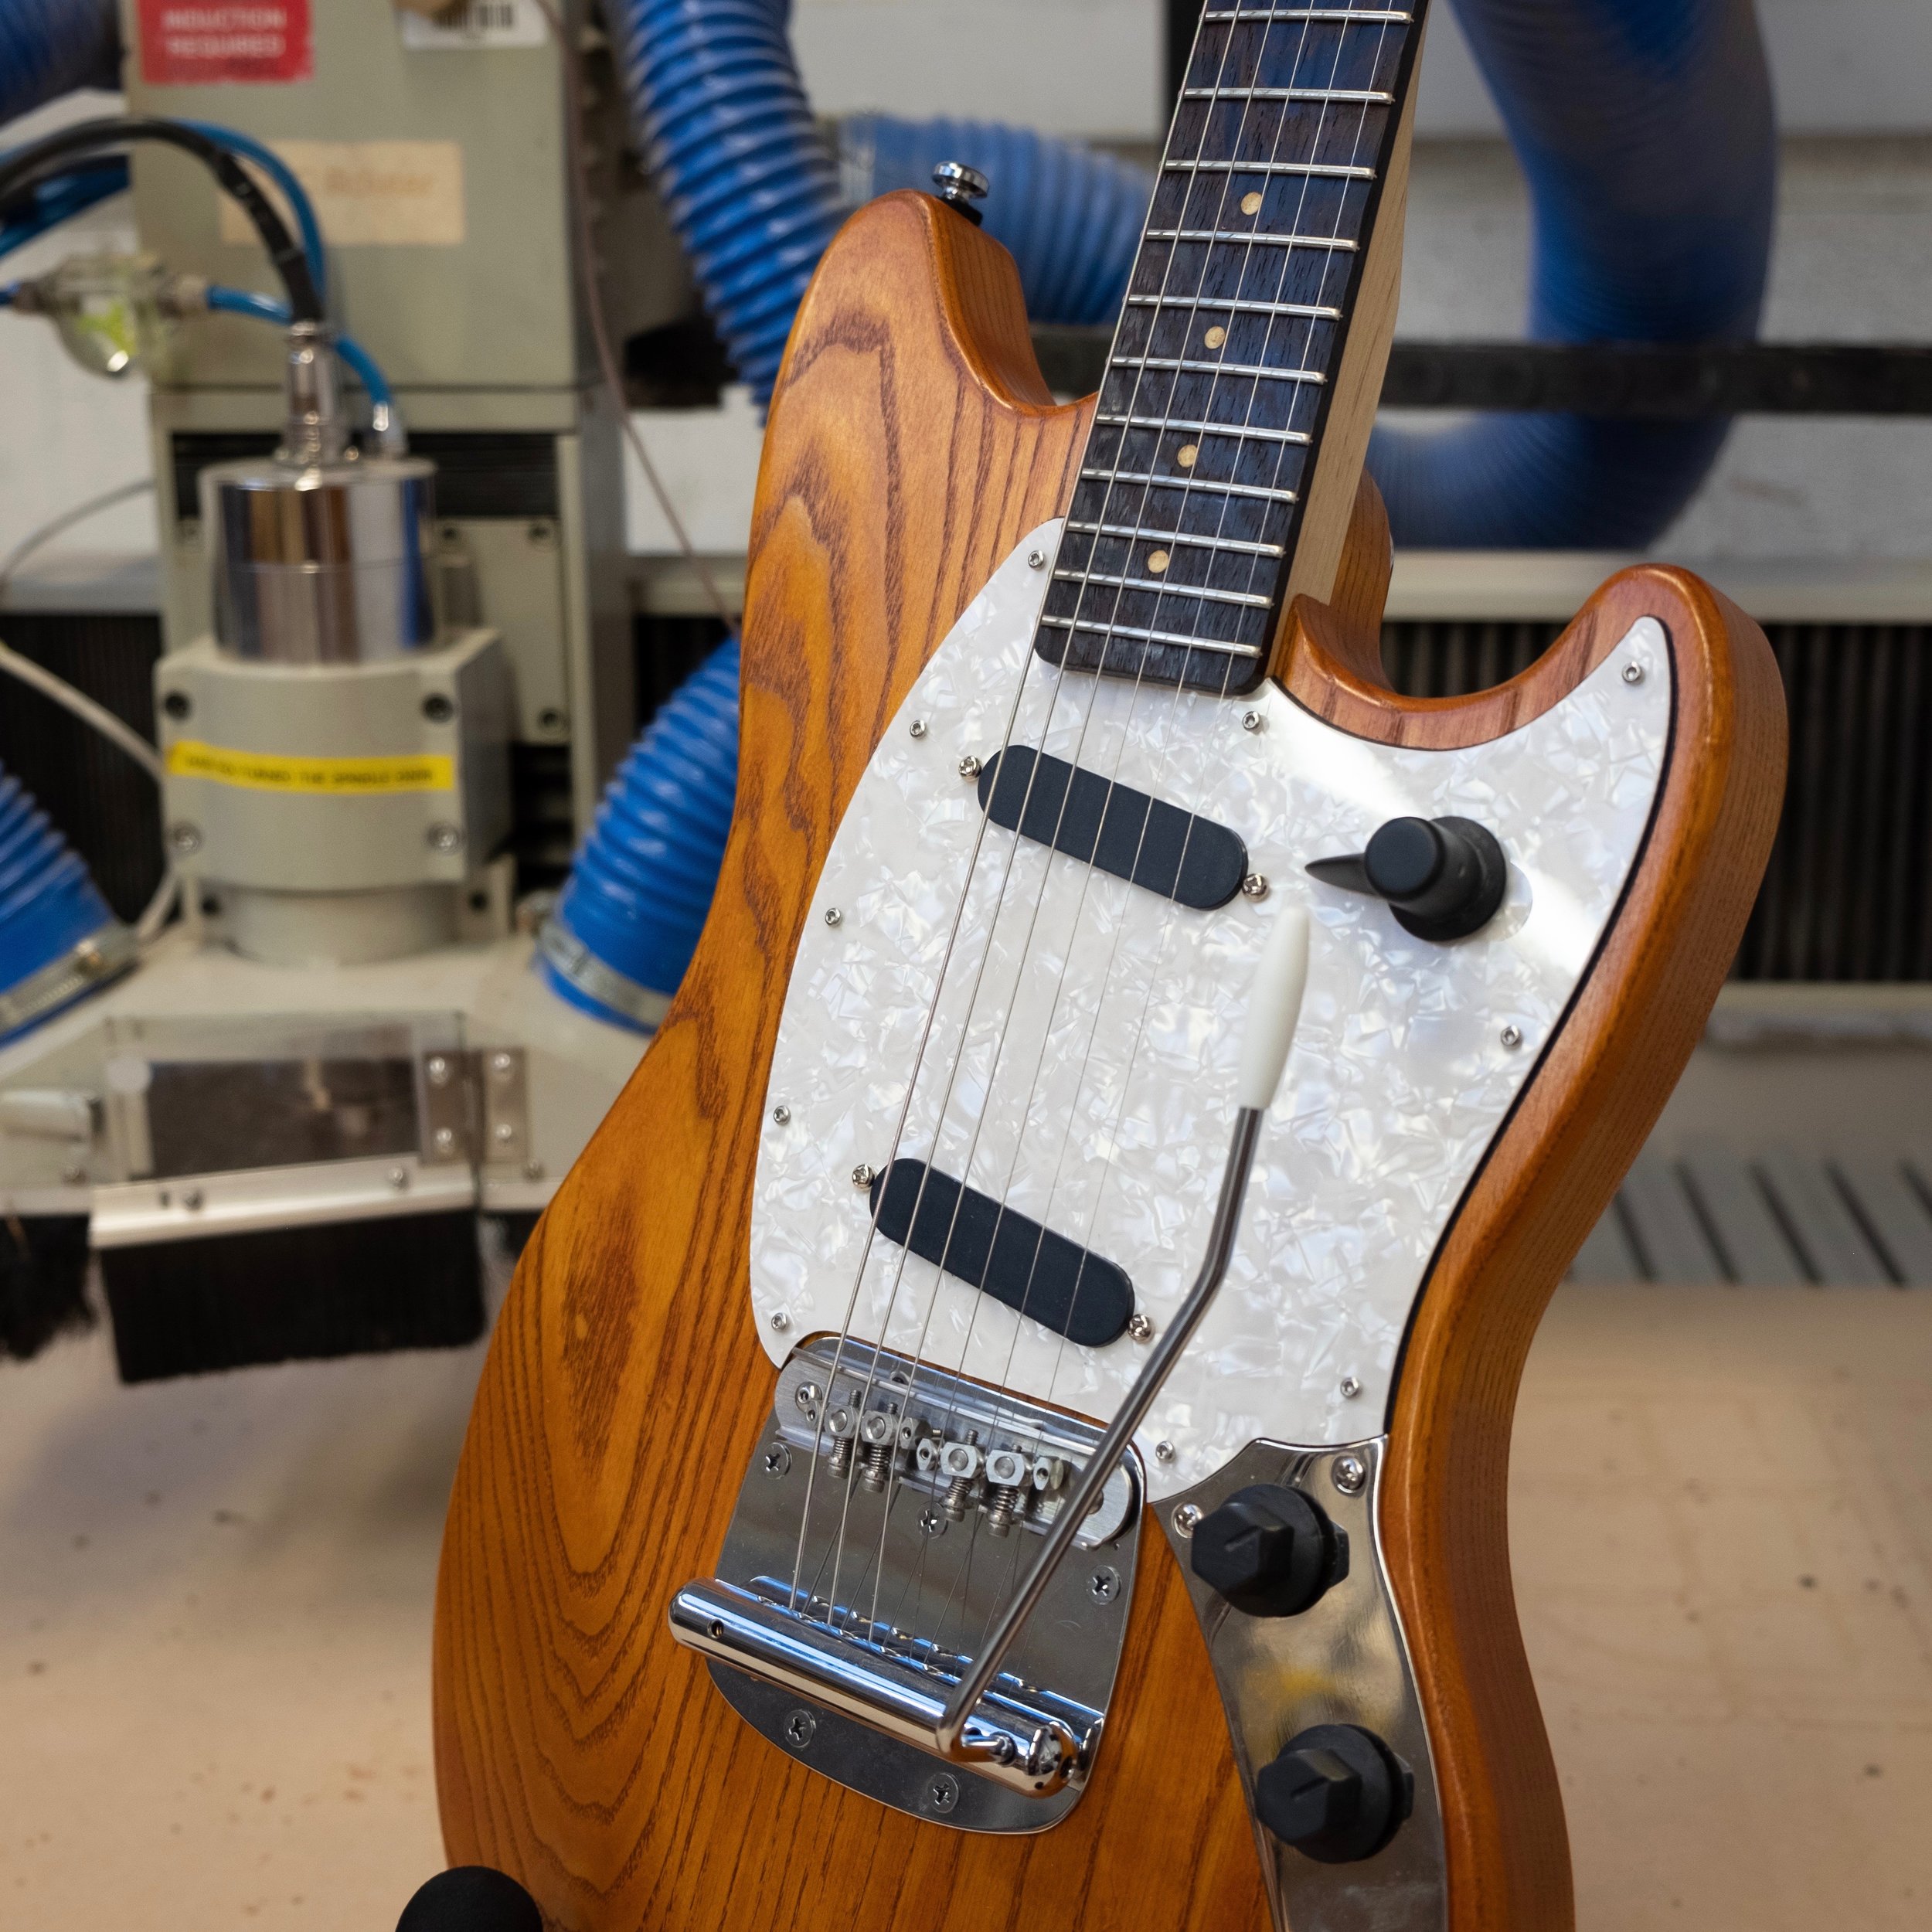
[1189,1482,1348,1617]
[1305,814,1508,941]
[1254,1724,1415,1863]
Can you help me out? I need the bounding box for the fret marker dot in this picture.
[1176,444,1199,468]
[1204,326,1226,349]
[1241,192,1263,216]
[1147,550,1170,573]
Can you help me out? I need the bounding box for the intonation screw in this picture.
[1026,547,1048,570]
[1501,1024,1524,1049]
[1172,1502,1202,1537]
[770,1104,791,1124]
[1154,1439,1177,1464]
[909,718,929,739]
[1240,709,1265,733]
[1621,661,1645,685]
[851,1162,877,1189]
[1339,1375,1361,1399]
[769,1310,791,1333]
[958,753,983,780]
[1240,873,1270,900]
[1127,1312,1154,1342]
[1332,1454,1369,1496]
[824,906,843,927]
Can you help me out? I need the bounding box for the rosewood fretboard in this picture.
[1037,0,1427,695]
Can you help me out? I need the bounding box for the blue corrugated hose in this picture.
[0,0,118,130]
[0,763,122,1044]
[539,638,740,1032]
[1366,0,1777,547]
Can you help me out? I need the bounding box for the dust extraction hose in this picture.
[1365,0,1777,547]
[0,0,119,130]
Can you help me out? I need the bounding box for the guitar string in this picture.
[955,5,1398,1636]
[791,2,1405,1650]
[801,0,1265,1635]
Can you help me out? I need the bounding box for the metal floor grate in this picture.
[1571,1145,1932,1285]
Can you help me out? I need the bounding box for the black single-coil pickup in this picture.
[868,1158,1135,1348]
[976,746,1249,910]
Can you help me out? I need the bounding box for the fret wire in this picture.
[1111,354,1327,384]
[1066,519,1284,558]
[1143,229,1359,250]
[1124,294,1342,320]
[1180,86,1393,102]
[1053,569,1275,611]
[1094,411,1311,447]
[1162,158,1375,180]
[1080,468,1301,505]
[1039,617,1265,661]
[1200,7,1411,19]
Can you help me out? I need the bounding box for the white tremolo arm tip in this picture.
[1236,904,1311,1111]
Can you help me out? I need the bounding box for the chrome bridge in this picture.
[668,1336,1143,1831]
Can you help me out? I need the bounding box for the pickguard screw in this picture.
[1332,1454,1368,1496]
[909,718,929,739]
[920,1505,946,1537]
[1127,1312,1153,1342]
[1501,1024,1524,1049]
[926,1772,960,1814]
[769,1310,791,1333]
[763,1441,792,1478]
[1340,1375,1361,1399]
[784,1709,817,1749]
[770,1104,791,1124]
[1240,873,1269,900]
[1154,1439,1176,1464]
[1240,709,1265,733]
[1621,661,1645,685]
[958,754,983,780]
[1089,1566,1121,1603]
[1026,547,1047,570]
[1172,1502,1202,1537]
[824,906,843,927]
[852,1162,877,1189]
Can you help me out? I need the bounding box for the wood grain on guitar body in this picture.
[433,4,1787,1928]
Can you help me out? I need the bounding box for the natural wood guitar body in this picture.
[434,193,1787,1930]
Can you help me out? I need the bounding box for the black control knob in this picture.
[1254,1724,1414,1863]
[1189,1483,1348,1617]
[1306,815,1508,941]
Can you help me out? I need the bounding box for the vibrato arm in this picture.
[936,906,1312,1758]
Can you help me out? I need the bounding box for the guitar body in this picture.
[435,192,1784,1932]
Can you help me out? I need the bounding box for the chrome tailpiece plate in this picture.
[669,1335,1142,1832]
[1162,1438,1448,1932]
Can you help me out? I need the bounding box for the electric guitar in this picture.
[433,5,1785,1927]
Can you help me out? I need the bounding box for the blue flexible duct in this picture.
[837,114,1150,326]
[1366,0,1777,548]
[0,764,123,1045]
[539,639,740,1032]
[0,0,119,131]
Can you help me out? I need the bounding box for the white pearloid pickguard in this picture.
[751,523,1669,1500]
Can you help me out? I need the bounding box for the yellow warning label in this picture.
[166,741,456,796]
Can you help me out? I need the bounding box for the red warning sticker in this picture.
[138,1,314,87]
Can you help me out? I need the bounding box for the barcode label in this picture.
[399,1,546,50]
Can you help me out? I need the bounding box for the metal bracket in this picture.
[673,1335,1142,1832]
[1161,1437,1448,1932]
[419,1046,529,1165]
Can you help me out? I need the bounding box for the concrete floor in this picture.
[2,1283,1929,1932]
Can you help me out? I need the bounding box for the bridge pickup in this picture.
[869,1158,1135,1347]
[976,747,1249,910]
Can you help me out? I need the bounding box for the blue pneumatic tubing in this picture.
[0,764,121,1044]
[1366,0,1777,548]
[541,638,740,1031]
[204,285,394,406]
[837,114,1151,327]
[0,0,119,131]
[183,121,328,302]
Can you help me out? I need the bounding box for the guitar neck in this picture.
[1039,0,1427,696]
